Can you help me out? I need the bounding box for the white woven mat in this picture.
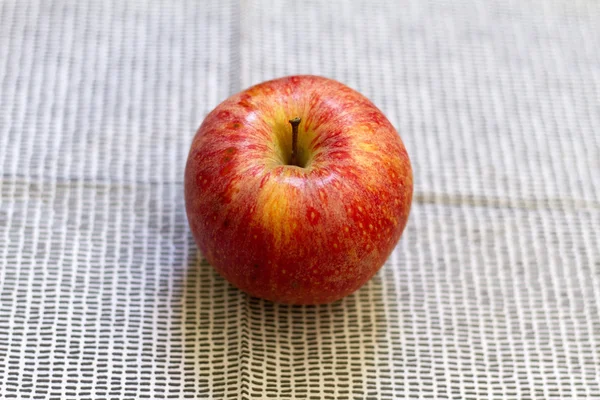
[1,0,599,398]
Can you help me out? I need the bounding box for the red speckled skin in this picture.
[185,75,412,304]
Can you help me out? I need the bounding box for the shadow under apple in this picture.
[175,239,402,399]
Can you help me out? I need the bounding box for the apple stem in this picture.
[289,117,301,166]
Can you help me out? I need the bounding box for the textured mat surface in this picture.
[0,1,599,398]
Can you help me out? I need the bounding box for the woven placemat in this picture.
[1,0,599,398]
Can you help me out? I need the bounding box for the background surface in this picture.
[1,0,599,398]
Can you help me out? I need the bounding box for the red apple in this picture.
[185,75,412,304]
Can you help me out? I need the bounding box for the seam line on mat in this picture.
[3,178,599,212]
[228,0,242,96]
[414,192,600,211]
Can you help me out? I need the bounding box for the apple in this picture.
[185,75,412,304]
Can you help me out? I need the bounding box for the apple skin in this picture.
[185,75,412,304]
